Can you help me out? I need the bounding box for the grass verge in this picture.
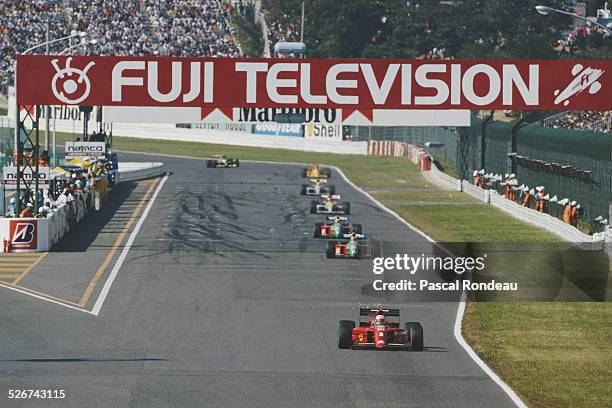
[57,131,611,407]
[373,191,478,203]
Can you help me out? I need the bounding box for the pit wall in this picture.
[1,163,165,253]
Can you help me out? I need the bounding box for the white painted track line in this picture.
[91,173,169,316]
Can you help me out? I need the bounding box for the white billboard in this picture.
[65,141,106,158]
[2,166,51,189]
[103,106,471,126]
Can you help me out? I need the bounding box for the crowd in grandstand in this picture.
[543,111,611,133]
[0,0,67,95]
[0,0,242,95]
[266,11,301,45]
[424,47,454,60]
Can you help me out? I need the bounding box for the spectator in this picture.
[20,202,34,218]
[570,201,579,226]
[535,186,546,213]
[5,197,16,217]
[522,188,533,208]
[54,188,71,207]
[563,201,573,225]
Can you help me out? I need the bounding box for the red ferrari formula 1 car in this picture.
[338,308,423,351]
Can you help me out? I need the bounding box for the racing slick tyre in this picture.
[310,201,318,214]
[326,241,337,259]
[206,160,215,168]
[231,159,240,167]
[352,223,362,234]
[338,320,355,349]
[327,185,336,195]
[313,223,323,238]
[405,322,424,351]
[344,202,351,215]
[301,185,308,195]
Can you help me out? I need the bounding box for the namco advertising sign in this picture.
[16,56,612,116]
[65,141,106,158]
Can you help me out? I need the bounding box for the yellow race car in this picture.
[302,164,331,179]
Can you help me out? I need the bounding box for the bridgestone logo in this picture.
[12,223,35,244]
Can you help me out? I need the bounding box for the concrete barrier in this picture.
[118,162,165,183]
[52,121,368,155]
[0,187,89,252]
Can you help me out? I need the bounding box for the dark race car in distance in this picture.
[206,155,240,168]
[338,308,423,351]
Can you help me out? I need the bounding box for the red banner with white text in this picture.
[16,55,612,112]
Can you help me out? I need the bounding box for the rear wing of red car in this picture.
[359,308,400,317]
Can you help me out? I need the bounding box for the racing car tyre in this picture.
[313,223,323,238]
[352,223,362,234]
[338,320,355,349]
[344,202,351,215]
[206,160,215,168]
[232,159,240,167]
[310,201,318,214]
[326,241,337,259]
[327,185,336,195]
[301,185,308,195]
[405,322,423,351]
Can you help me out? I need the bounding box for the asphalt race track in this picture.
[0,153,518,408]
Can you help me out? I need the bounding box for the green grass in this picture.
[55,130,610,408]
[373,191,478,203]
[432,154,460,178]
[389,204,561,243]
[463,302,612,408]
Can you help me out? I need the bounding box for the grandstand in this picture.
[539,110,611,133]
[0,0,242,95]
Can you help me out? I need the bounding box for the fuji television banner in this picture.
[16,56,612,122]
